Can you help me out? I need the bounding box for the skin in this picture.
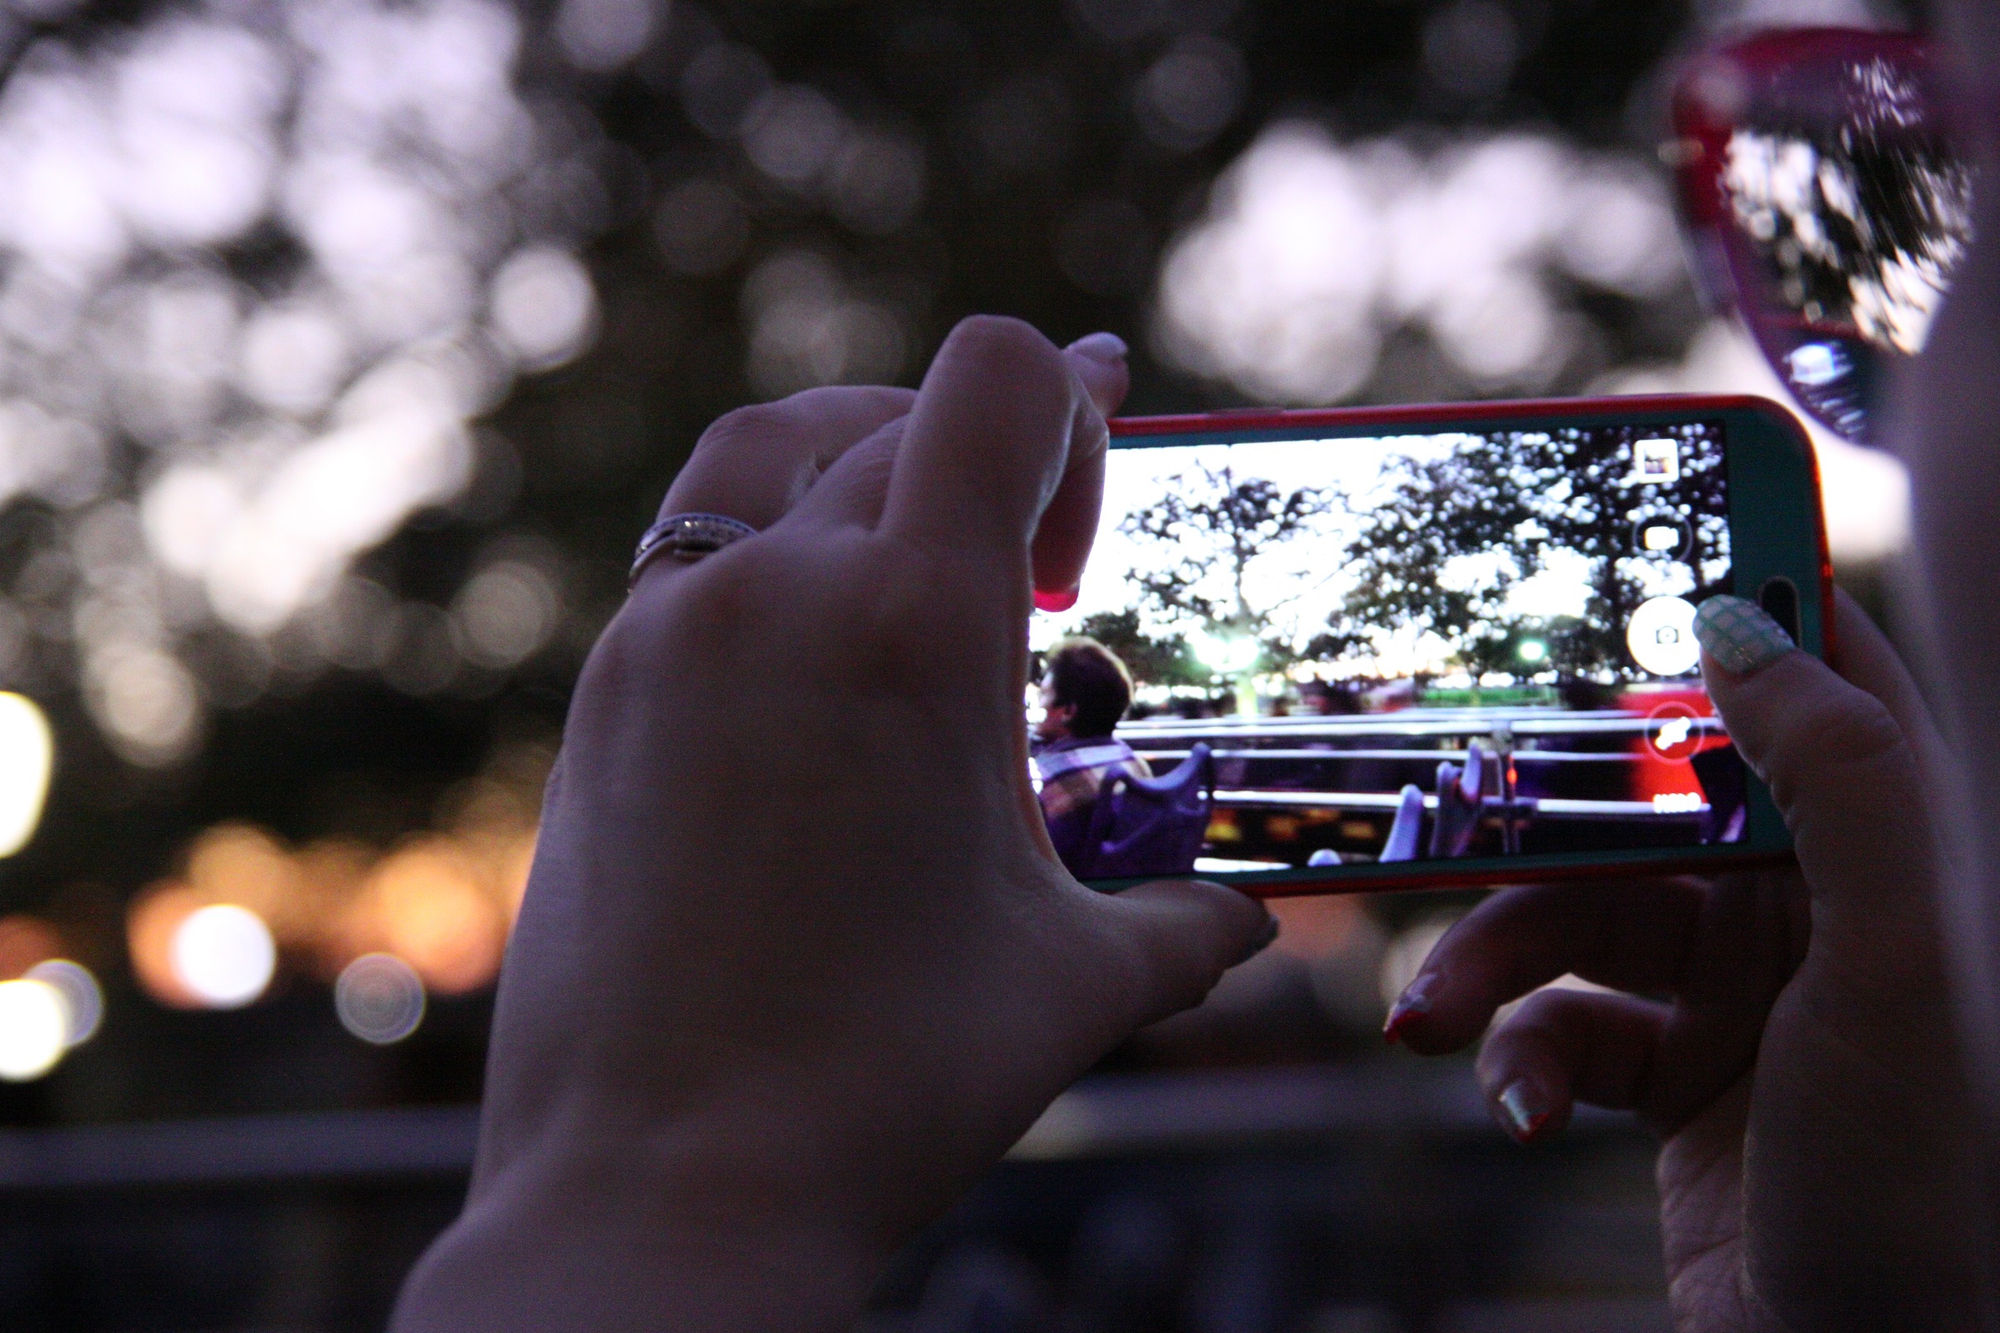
[1390,591,1985,1329]
[392,10,2000,1319]
[1897,0,2000,1151]
[1394,14,2000,1325]
[390,320,1271,1333]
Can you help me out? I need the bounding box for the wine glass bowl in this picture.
[1671,28,1975,446]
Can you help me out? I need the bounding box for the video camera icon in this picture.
[1644,701,1703,764]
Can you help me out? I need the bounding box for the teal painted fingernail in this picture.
[1693,595,1794,676]
[1497,1080,1547,1141]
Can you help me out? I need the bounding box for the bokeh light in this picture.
[0,692,52,856]
[0,0,614,765]
[124,746,541,1008]
[359,840,507,995]
[488,247,600,371]
[25,958,102,1047]
[454,559,561,669]
[0,976,67,1080]
[1157,124,1682,404]
[0,912,59,978]
[334,952,427,1044]
[169,903,276,1009]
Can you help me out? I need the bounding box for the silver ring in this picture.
[630,511,760,585]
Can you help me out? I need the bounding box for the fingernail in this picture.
[1034,586,1080,613]
[1497,1080,1548,1142]
[1067,331,1128,363]
[1382,973,1435,1044]
[1243,912,1280,960]
[1693,595,1794,676]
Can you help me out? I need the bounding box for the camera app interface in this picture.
[1028,422,1743,881]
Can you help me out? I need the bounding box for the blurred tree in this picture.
[1120,466,1337,715]
[1074,608,1203,691]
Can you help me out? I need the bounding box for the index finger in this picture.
[661,385,917,532]
[1386,878,1709,1055]
[1031,335,1128,606]
[880,316,1106,590]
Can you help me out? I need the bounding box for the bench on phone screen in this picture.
[1071,744,1215,880]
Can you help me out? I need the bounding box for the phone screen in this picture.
[1029,418,1751,883]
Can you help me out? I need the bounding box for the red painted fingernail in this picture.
[1497,1080,1548,1142]
[1034,587,1080,612]
[1382,974,1434,1044]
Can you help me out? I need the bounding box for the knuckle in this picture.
[688,401,797,463]
[939,316,1066,386]
[1758,685,1911,814]
[1509,985,1582,1035]
[608,555,764,673]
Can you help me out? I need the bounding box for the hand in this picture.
[390,319,1272,1333]
[1385,589,1983,1330]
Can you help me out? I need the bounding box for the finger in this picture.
[1385,878,1708,1055]
[880,316,1106,598]
[1693,595,1938,918]
[660,385,917,532]
[799,337,1128,544]
[1092,878,1275,1031]
[1476,988,1671,1142]
[796,417,906,529]
[1032,335,1128,610]
[1826,586,1954,799]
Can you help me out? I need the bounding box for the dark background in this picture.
[0,0,1919,1327]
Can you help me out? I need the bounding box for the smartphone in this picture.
[1028,394,1827,897]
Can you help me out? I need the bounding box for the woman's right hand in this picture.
[1387,589,1986,1330]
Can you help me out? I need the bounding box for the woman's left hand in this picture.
[1386,590,1983,1330]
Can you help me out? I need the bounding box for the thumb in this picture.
[1693,595,1936,917]
[1090,879,1275,1031]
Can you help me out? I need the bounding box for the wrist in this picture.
[393,1108,889,1333]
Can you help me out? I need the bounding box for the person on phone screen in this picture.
[1032,637,1150,874]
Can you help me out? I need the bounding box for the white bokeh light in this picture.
[0,0,606,763]
[335,952,427,1044]
[1156,122,1685,401]
[25,959,102,1047]
[453,559,560,668]
[0,977,68,1080]
[488,247,599,370]
[169,903,277,1009]
[0,692,53,858]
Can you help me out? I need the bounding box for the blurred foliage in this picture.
[0,0,1902,1124]
[0,0,1712,867]
[1331,425,1729,677]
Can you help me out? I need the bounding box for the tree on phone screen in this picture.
[1118,465,1338,717]
[1325,427,1728,688]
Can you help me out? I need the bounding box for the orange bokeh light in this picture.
[0,914,61,980]
[125,883,205,1008]
[120,746,548,1007]
[356,838,507,995]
